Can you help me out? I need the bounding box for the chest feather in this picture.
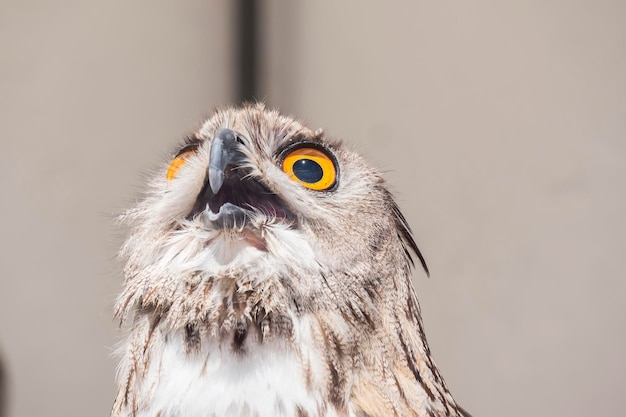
[123,323,339,417]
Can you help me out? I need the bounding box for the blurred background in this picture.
[0,1,624,416]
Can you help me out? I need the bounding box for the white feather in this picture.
[132,324,339,417]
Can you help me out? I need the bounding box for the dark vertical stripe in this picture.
[235,0,259,103]
[233,319,249,350]
[184,322,201,353]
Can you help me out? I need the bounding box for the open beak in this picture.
[187,129,294,229]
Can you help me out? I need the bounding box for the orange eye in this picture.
[281,147,337,191]
[166,148,197,181]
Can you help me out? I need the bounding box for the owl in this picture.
[112,104,470,417]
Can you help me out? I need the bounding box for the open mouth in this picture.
[201,177,294,229]
[187,129,294,229]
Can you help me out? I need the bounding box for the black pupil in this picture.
[293,159,324,183]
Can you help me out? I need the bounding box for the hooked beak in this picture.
[208,128,245,195]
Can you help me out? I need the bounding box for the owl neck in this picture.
[115,261,465,416]
[115,303,464,417]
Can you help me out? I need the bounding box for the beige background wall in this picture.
[1,1,624,417]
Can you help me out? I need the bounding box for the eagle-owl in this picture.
[113,104,470,417]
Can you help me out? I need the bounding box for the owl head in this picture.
[117,104,427,321]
